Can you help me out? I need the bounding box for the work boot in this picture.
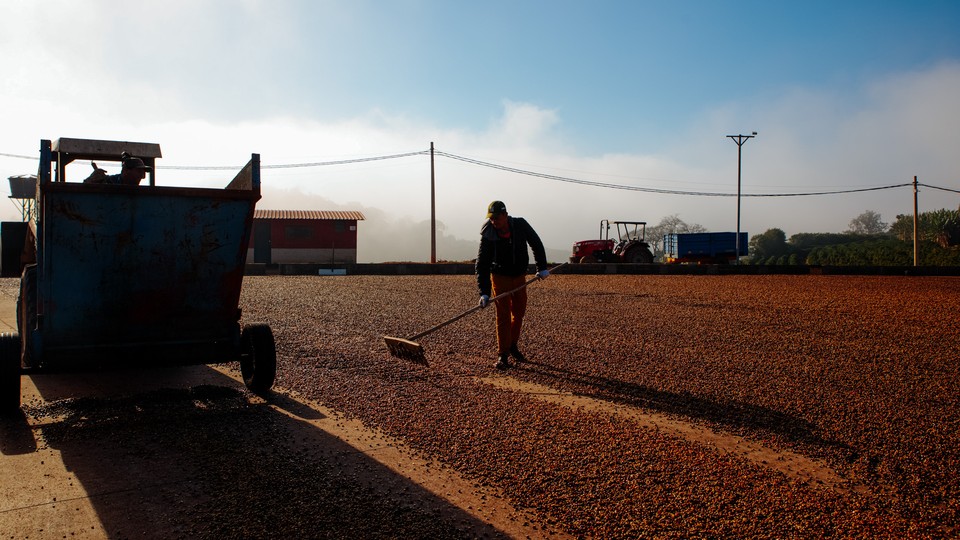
[509,344,526,363]
[494,353,510,370]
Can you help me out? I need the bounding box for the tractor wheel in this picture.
[625,247,654,264]
[239,323,276,395]
[579,255,598,263]
[0,333,21,414]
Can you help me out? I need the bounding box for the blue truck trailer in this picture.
[663,232,748,264]
[1,138,276,412]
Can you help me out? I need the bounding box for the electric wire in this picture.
[0,149,429,170]
[920,184,960,195]
[434,150,917,198]
[162,150,430,171]
[0,152,34,160]
[2,146,955,197]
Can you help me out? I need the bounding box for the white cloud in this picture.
[487,100,561,148]
[2,3,958,265]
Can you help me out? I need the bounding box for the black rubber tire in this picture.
[240,323,276,395]
[625,247,654,264]
[579,255,598,264]
[0,333,22,414]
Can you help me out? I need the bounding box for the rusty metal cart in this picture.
[1,138,275,412]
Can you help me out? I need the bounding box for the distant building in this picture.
[248,210,366,265]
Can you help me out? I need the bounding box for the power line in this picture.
[3,145,954,197]
[162,150,430,170]
[0,152,35,160]
[435,150,915,197]
[0,149,429,170]
[919,183,960,195]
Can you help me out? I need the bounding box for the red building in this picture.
[248,210,365,264]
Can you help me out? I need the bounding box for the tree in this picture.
[646,214,706,259]
[890,208,960,247]
[927,209,960,247]
[846,210,888,235]
[749,228,788,263]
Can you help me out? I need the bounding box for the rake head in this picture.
[383,335,428,365]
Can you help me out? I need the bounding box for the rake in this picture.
[383,263,566,365]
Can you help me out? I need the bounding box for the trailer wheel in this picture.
[0,333,21,414]
[240,323,276,395]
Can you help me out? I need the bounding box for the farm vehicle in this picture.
[570,220,654,264]
[1,137,276,412]
[663,232,749,264]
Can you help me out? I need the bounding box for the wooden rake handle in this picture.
[407,262,567,341]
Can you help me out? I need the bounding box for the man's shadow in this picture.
[518,358,849,453]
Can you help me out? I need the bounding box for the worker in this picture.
[83,152,151,186]
[476,200,550,369]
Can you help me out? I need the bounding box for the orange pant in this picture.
[490,273,528,355]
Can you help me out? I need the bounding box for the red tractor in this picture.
[570,220,654,264]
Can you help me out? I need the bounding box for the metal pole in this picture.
[913,175,919,267]
[430,142,436,264]
[726,133,756,264]
[736,143,742,262]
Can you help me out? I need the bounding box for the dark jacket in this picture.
[476,216,548,297]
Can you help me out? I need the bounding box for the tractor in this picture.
[570,220,654,264]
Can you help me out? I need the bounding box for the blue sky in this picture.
[2,1,959,261]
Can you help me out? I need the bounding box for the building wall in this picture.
[265,219,358,249]
[245,247,358,264]
[249,218,360,264]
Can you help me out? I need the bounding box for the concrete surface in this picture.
[0,295,14,333]
[0,294,557,539]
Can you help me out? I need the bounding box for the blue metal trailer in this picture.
[1,138,276,411]
[663,232,749,264]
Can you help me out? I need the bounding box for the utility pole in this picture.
[726,132,757,264]
[430,142,436,264]
[913,176,919,267]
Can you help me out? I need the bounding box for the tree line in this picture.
[647,208,960,266]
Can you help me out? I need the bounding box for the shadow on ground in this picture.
[519,359,851,453]
[3,367,515,539]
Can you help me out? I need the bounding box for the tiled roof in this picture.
[254,210,366,221]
